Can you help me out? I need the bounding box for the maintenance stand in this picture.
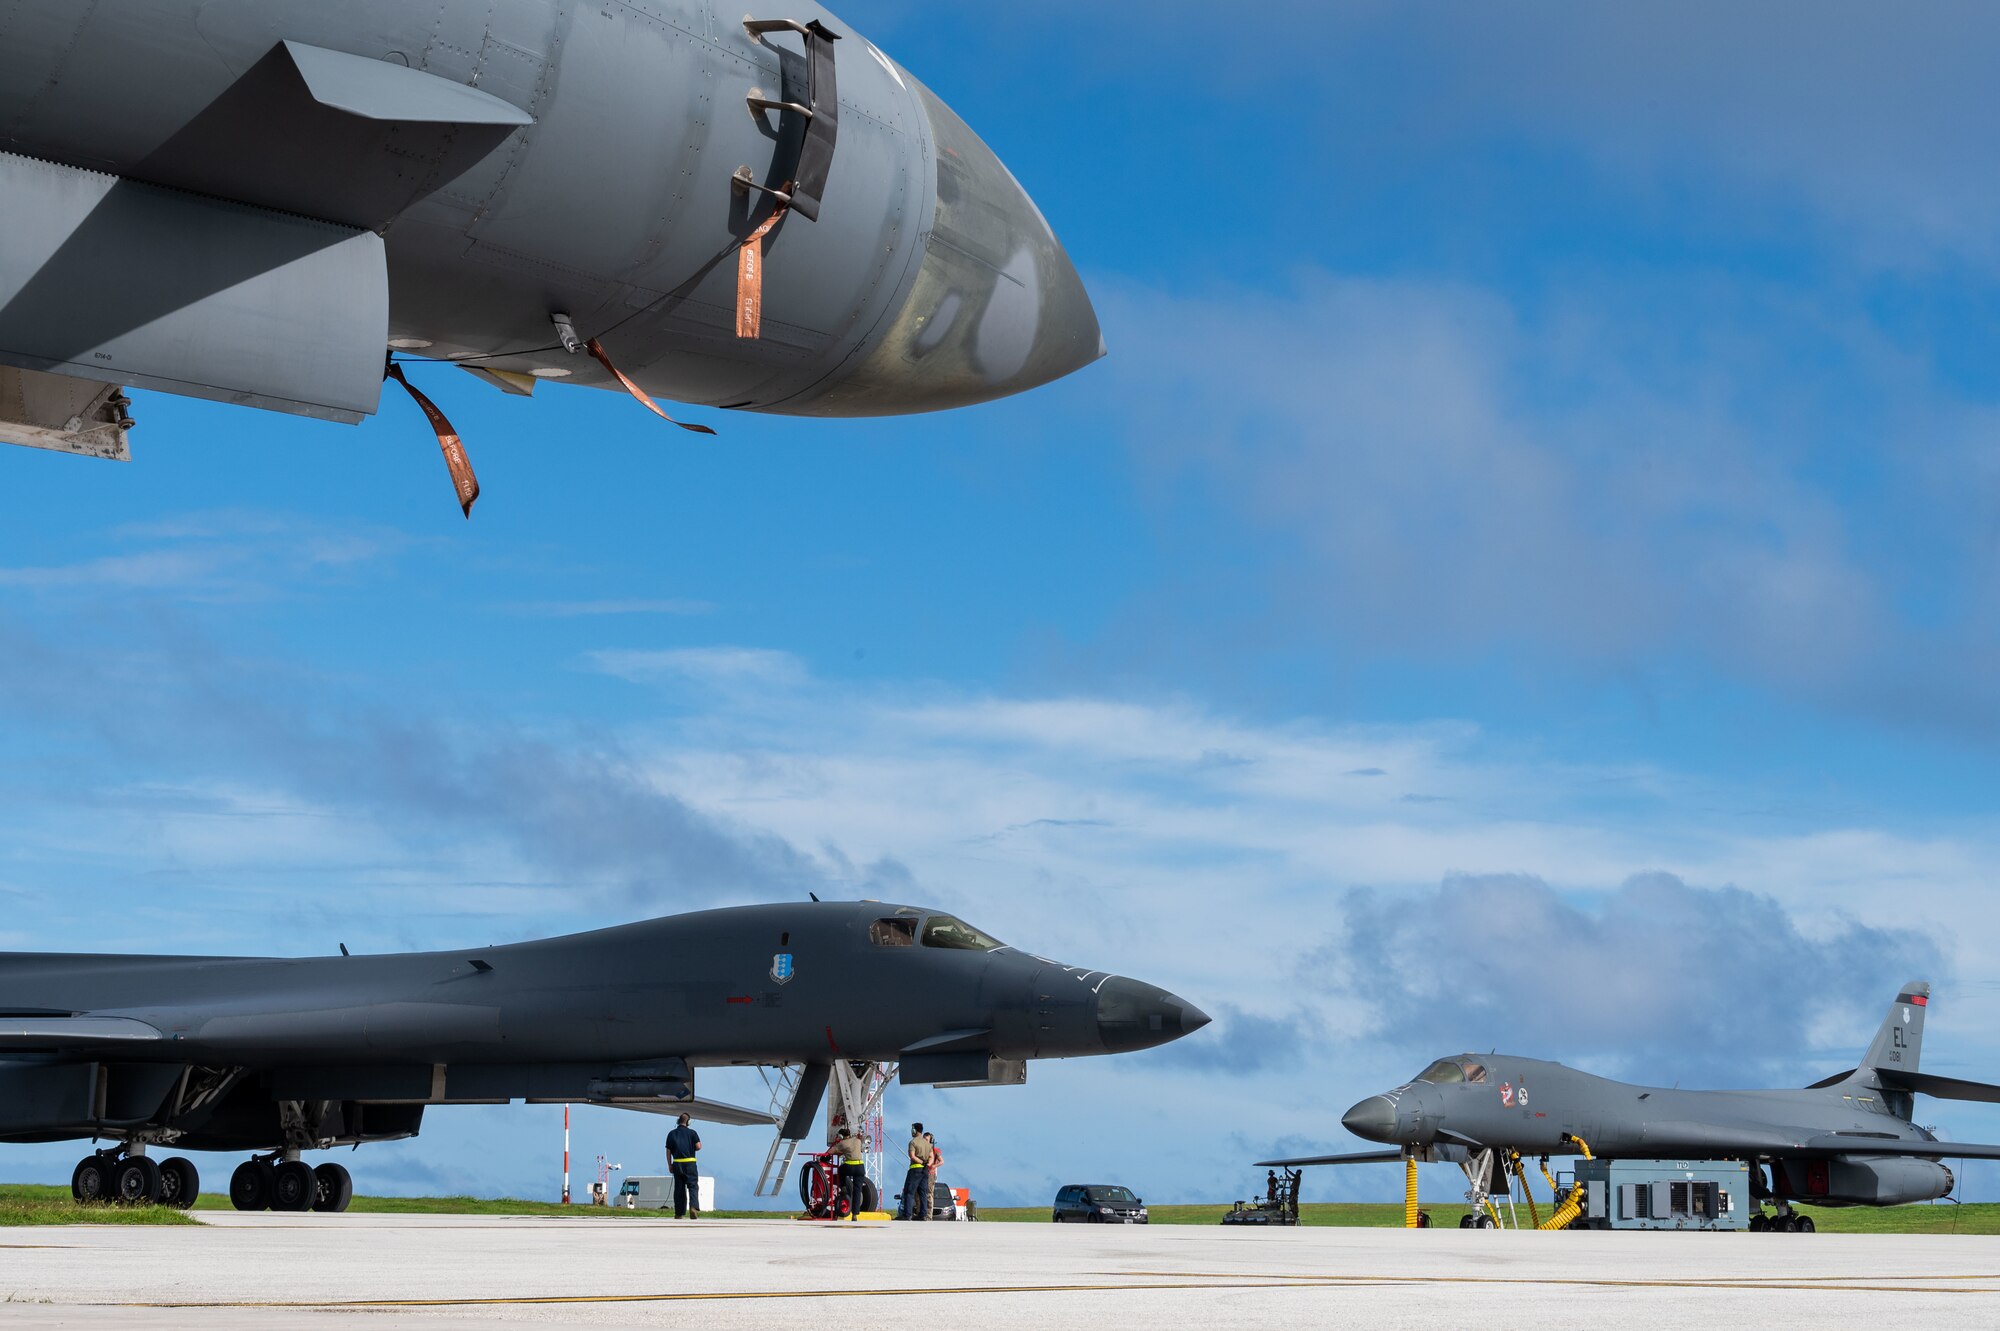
[1223,1168,1302,1226]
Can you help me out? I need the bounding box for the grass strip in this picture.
[6,1184,1997,1233]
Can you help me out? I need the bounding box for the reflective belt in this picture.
[672,1158,697,1164]
[844,1160,864,1166]
[908,1162,926,1169]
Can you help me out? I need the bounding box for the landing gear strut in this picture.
[1455,1147,1503,1228]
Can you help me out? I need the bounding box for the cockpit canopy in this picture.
[1414,1056,1488,1085]
[868,910,1006,952]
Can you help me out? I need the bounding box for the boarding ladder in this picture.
[754,1065,807,1198]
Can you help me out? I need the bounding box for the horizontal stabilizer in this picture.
[1255,1149,1405,1168]
[1877,1069,2000,1104]
[0,1015,164,1048]
[1806,1134,2000,1161]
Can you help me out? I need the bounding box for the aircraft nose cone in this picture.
[1341,1095,1399,1143]
[1095,977,1208,1053]
[795,75,1103,416]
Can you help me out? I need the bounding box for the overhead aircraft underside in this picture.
[0,2,1107,499]
[0,1051,777,1211]
[0,1059,424,1153]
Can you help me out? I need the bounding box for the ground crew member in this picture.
[665,1113,702,1219]
[834,1126,868,1220]
[900,1122,934,1220]
[925,1131,944,1216]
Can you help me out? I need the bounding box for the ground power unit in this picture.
[1572,1159,1749,1230]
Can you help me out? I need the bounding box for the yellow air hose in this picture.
[1508,1152,1540,1228]
[1537,1134,1592,1231]
[1404,1155,1420,1228]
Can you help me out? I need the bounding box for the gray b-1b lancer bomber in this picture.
[1264,982,2000,1232]
[0,2,1102,504]
[0,901,1206,1212]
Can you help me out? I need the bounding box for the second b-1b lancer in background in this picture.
[0,1,1103,505]
[0,900,1207,1212]
[1263,981,2000,1231]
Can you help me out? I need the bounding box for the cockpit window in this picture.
[919,914,1004,951]
[1415,1057,1487,1085]
[869,918,916,947]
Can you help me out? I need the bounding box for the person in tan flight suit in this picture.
[900,1122,935,1220]
[925,1131,944,1215]
[833,1126,868,1220]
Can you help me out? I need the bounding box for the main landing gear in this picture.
[1748,1203,1816,1233]
[68,1149,201,1209]
[229,1155,354,1213]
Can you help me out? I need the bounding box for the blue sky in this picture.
[4,0,2000,1209]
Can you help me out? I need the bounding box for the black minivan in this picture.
[1052,1183,1149,1223]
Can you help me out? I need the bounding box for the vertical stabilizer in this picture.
[1854,982,1929,1108]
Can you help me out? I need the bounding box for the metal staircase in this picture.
[753,1065,806,1198]
[752,1060,900,1201]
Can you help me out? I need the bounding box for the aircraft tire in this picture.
[312,1162,354,1213]
[1417,1212,1432,1228]
[1795,1215,1815,1234]
[230,1159,273,1211]
[157,1157,200,1210]
[110,1155,161,1205]
[1748,1215,1766,1232]
[1458,1214,1472,1228]
[271,1159,316,1212]
[861,1179,880,1214]
[71,1154,114,1203]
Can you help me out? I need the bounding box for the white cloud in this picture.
[3,633,1996,1204]
[581,658,2000,1022]
[1079,266,2000,735]
[0,508,402,600]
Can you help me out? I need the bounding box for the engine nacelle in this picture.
[1778,1155,1954,1206]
